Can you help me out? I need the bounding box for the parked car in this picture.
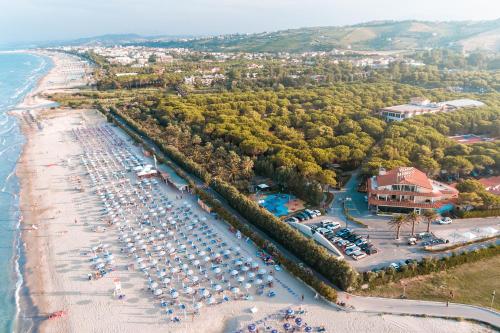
[354,238,368,246]
[351,251,367,260]
[336,228,351,237]
[320,220,333,227]
[436,217,452,225]
[345,246,361,256]
[313,209,322,217]
[325,222,341,231]
[316,227,330,235]
[284,217,298,223]
[365,247,379,255]
[407,237,417,245]
[389,262,400,270]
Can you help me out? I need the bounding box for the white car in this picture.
[345,246,361,255]
[436,217,452,225]
[351,251,367,260]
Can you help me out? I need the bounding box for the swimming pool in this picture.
[259,193,295,217]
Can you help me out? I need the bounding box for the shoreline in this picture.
[14,51,90,333]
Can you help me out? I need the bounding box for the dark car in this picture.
[365,247,378,255]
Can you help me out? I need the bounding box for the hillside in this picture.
[136,19,500,53]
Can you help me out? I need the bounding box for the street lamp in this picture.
[491,290,496,309]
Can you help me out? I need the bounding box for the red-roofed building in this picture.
[477,176,500,196]
[367,167,459,214]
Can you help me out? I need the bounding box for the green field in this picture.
[358,256,500,310]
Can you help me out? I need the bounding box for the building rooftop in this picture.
[376,167,433,190]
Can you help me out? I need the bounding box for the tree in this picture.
[422,210,438,233]
[457,192,484,210]
[407,211,421,237]
[388,214,407,240]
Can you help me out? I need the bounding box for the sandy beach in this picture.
[13,52,495,333]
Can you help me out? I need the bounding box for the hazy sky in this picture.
[0,0,499,43]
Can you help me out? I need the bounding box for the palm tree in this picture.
[422,210,439,233]
[407,211,422,236]
[388,214,407,240]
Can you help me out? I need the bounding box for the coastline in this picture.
[14,51,90,333]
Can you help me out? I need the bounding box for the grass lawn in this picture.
[358,255,500,310]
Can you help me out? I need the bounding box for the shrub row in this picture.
[210,178,358,290]
[360,244,500,289]
[103,107,358,291]
[343,206,369,228]
[455,209,500,219]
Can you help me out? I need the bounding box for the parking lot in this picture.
[289,201,500,272]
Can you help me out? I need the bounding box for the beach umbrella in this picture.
[207,297,216,305]
[248,324,257,332]
[241,266,249,272]
[255,279,263,285]
[203,256,210,262]
[237,276,245,283]
[150,282,159,289]
[171,291,179,299]
[162,277,171,285]
[193,260,200,266]
[191,276,199,283]
[230,270,239,276]
[304,327,312,332]
[194,302,203,310]
[258,268,267,275]
[186,270,194,276]
[96,263,105,269]
[170,267,179,273]
[295,318,303,326]
[247,272,255,279]
[198,251,206,257]
[154,289,163,296]
[244,283,251,291]
[188,254,195,260]
[246,257,253,263]
[201,289,210,297]
[235,260,243,266]
[286,309,294,316]
[251,262,259,269]
[222,249,231,256]
[184,287,194,294]
[213,284,222,292]
[214,267,222,274]
[230,287,240,294]
[283,323,291,331]
[266,275,274,282]
[157,271,167,278]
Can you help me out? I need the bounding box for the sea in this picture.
[0,52,52,332]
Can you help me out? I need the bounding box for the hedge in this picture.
[456,209,500,219]
[360,244,500,289]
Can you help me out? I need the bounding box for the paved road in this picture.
[109,112,500,328]
[339,292,500,328]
